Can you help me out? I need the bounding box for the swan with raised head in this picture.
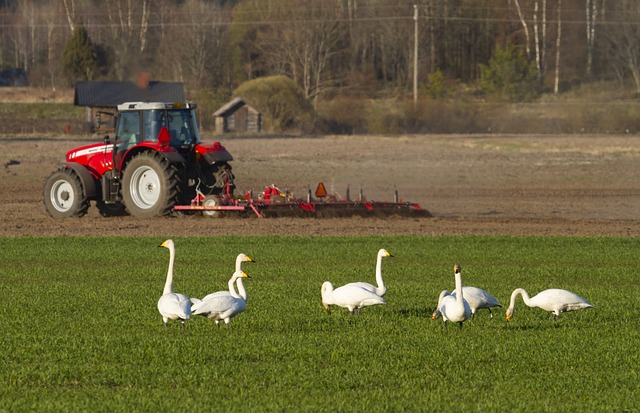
[506,288,593,321]
[199,253,254,302]
[321,281,386,315]
[432,286,501,320]
[345,248,393,296]
[157,239,191,330]
[439,264,472,330]
[191,270,251,327]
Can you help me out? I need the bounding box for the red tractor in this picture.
[44,102,234,217]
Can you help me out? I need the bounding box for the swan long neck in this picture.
[236,278,248,301]
[228,275,240,298]
[437,290,450,308]
[509,288,531,309]
[454,271,464,303]
[235,256,243,273]
[163,245,175,295]
[375,253,385,291]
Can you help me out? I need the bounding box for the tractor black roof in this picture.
[74,81,185,107]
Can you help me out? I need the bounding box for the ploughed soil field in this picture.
[2,133,640,237]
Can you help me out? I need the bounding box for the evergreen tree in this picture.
[63,26,97,84]
[479,43,541,102]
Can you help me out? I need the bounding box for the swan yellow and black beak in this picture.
[323,303,331,314]
[240,271,252,279]
[454,263,461,273]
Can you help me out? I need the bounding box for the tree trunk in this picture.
[554,0,562,94]
[140,0,150,53]
[63,0,75,33]
[513,0,531,60]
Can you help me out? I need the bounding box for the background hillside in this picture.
[2,1,640,135]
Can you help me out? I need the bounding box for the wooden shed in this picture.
[74,80,185,133]
[213,97,262,134]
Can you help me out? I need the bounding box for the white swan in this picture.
[506,288,593,321]
[199,253,254,302]
[157,239,191,330]
[321,281,386,315]
[345,248,393,296]
[439,264,472,330]
[432,286,501,320]
[191,270,250,327]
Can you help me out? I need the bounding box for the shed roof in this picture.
[74,81,185,107]
[213,97,255,117]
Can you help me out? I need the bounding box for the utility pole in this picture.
[413,4,418,104]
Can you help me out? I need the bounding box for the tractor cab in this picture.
[113,102,200,167]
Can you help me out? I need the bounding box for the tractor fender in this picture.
[121,148,186,170]
[65,162,97,199]
[161,151,186,164]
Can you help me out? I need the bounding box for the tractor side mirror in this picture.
[103,135,111,145]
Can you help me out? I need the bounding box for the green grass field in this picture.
[0,236,638,412]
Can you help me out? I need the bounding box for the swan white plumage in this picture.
[321,281,386,315]
[505,288,593,321]
[198,253,254,302]
[157,239,191,330]
[345,248,393,296]
[191,270,250,327]
[431,286,501,320]
[439,264,472,330]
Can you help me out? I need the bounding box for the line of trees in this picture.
[1,0,640,103]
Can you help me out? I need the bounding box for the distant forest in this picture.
[2,0,640,134]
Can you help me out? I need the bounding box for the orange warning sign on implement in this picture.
[315,182,328,198]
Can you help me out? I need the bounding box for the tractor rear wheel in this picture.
[43,168,89,217]
[121,152,178,217]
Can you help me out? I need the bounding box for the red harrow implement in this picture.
[174,182,428,218]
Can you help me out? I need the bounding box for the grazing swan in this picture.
[506,288,593,321]
[439,264,472,330]
[345,248,393,296]
[321,281,386,315]
[191,271,251,327]
[432,287,501,320]
[199,253,254,302]
[157,239,191,330]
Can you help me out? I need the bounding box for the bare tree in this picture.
[585,0,606,78]
[554,0,562,94]
[254,0,346,105]
[602,0,640,93]
[512,0,547,82]
[512,0,532,59]
[161,0,229,89]
[139,0,150,54]
[63,0,75,33]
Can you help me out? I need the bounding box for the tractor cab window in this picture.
[142,108,199,147]
[167,109,197,147]
[143,110,162,143]
[116,111,141,150]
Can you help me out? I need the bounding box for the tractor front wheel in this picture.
[43,168,89,217]
[121,152,178,217]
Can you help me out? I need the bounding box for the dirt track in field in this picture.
[2,134,640,237]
